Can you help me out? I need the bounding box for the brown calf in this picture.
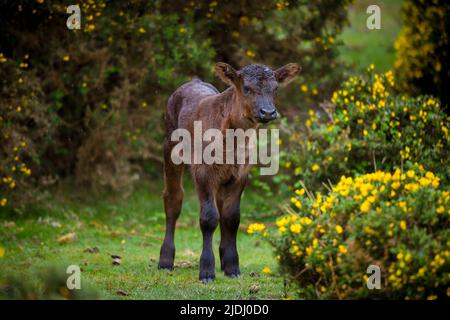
[158,62,300,282]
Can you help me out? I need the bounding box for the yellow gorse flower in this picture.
[247,223,266,234]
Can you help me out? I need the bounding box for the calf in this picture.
[158,62,301,282]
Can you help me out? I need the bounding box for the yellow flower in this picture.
[432,179,440,188]
[312,164,320,172]
[400,220,407,231]
[86,24,95,32]
[426,295,437,300]
[391,182,401,189]
[363,129,368,136]
[300,84,308,92]
[360,201,371,213]
[406,170,415,178]
[419,177,431,187]
[338,245,348,254]
[290,223,302,234]
[247,223,266,234]
[246,50,256,58]
[335,225,343,234]
[0,246,4,258]
[262,267,272,274]
[62,55,70,62]
[0,198,7,206]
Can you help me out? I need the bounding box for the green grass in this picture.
[339,0,403,71]
[0,179,286,300]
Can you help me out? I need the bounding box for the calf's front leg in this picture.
[196,179,220,283]
[218,179,246,278]
[219,201,241,278]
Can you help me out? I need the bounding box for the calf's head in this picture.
[215,62,301,123]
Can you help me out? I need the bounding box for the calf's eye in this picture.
[243,86,251,95]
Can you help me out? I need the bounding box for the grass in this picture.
[338,0,403,71]
[0,178,286,300]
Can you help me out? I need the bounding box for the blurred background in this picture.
[0,0,449,300]
[1,0,448,205]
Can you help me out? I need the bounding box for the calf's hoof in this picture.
[224,266,240,278]
[158,260,174,270]
[225,272,240,279]
[201,277,215,284]
[199,270,215,283]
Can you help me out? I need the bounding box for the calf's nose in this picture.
[259,107,277,121]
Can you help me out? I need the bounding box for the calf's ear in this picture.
[275,63,301,87]
[215,62,240,87]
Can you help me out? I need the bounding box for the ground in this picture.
[0,180,286,300]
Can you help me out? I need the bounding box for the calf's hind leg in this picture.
[158,142,184,270]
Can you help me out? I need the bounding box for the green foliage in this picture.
[160,0,353,107]
[0,0,352,209]
[394,0,450,112]
[275,67,450,194]
[249,167,450,299]
[0,1,214,207]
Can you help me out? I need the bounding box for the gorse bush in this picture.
[394,0,450,112]
[0,0,352,208]
[0,56,48,207]
[0,0,214,206]
[249,166,450,299]
[273,66,450,194]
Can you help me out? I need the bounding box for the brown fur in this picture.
[158,62,300,282]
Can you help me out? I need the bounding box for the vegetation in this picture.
[1,0,449,300]
[0,0,351,209]
[250,167,449,299]
[394,0,450,112]
[274,67,449,194]
[248,66,449,299]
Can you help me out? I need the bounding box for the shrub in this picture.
[0,0,353,208]
[249,167,450,299]
[0,56,49,207]
[0,1,214,207]
[271,67,450,195]
[160,0,353,107]
[394,0,450,112]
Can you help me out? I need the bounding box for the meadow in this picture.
[0,179,286,299]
